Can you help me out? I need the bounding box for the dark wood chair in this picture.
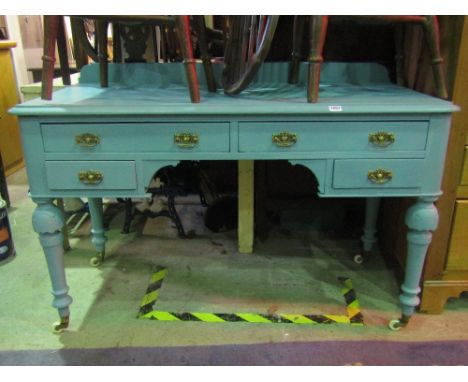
[41,15,217,102]
[222,16,448,103]
[289,15,449,102]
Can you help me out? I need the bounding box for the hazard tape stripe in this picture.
[140,311,354,324]
[138,267,168,317]
[339,277,364,324]
[138,268,364,325]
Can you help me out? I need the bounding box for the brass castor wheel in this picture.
[90,252,104,267]
[388,318,408,331]
[52,317,69,334]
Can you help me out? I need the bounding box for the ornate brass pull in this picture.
[368,169,393,184]
[369,131,395,147]
[272,132,297,147]
[75,133,100,147]
[78,170,103,185]
[174,132,199,148]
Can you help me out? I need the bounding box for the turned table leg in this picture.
[355,197,381,264]
[32,198,73,333]
[389,196,439,331]
[87,198,107,267]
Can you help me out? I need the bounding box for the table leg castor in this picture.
[90,251,105,267]
[353,250,371,264]
[52,316,69,334]
[388,315,410,331]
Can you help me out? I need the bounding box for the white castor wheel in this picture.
[388,317,409,331]
[90,256,101,267]
[388,319,402,331]
[90,252,104,267]
[353,254,365,264]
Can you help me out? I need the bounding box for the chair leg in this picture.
[422,16,448,99]
[192,15,217,92]
[96,20,109,87]
[307,15,328,103]
[70,17,89,70]
[289,15,306,84]
[112,23,122,63]
[394,24,405,86]
[57,16,71,85]
[41,15,60,100]
[176,15,201,103]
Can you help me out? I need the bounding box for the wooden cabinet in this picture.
[446,201,468,270]
[418,18,468,313]
[0,40,23,175]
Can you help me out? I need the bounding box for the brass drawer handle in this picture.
[75,133,100,147]
[78,170,103,185]
[368,169,393,184]
[369,131,395,147]
[272,132,297,147]
[174,132,199,148]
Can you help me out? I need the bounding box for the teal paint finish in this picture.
[88,198,107,257]
[45,161,137,190]
[41,122,231,153]
[31,198,72,326]
[10,63,457,117]
[332,159,425,189]
[10,62,458,329]
[289,160,327,194]
[400,197,439,317]
[362,198,381,253]
[239,121,429,153]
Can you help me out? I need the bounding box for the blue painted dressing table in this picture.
[10,62,458,331]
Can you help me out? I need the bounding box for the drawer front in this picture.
[333,159,425,189]
[461,147,468,185]
[446,200,468,270]
[41,122,230,153]
[45,161,136,190]
[238,121,428,152]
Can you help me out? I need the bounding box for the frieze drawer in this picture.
[41,122,230,153]
[238,121,428,152]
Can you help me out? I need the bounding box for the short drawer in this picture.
[238,121,428,152]
[41,122,230,153]
[45,161,136,190]
[333,159,425,189]
[460,147,468,185]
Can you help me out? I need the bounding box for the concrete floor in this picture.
[1,168,468,355]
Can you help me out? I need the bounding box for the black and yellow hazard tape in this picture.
[138,267,168,317]
[137,267,364,326]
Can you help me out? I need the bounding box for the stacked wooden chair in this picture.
[41,15,217,102]
[222,15,448,102]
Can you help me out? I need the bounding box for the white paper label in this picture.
[328,105,343,112]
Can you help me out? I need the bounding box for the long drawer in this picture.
[45,161,137,190]
[41,122,230,153]
[332,159,425,189]
[238,121,428,153]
